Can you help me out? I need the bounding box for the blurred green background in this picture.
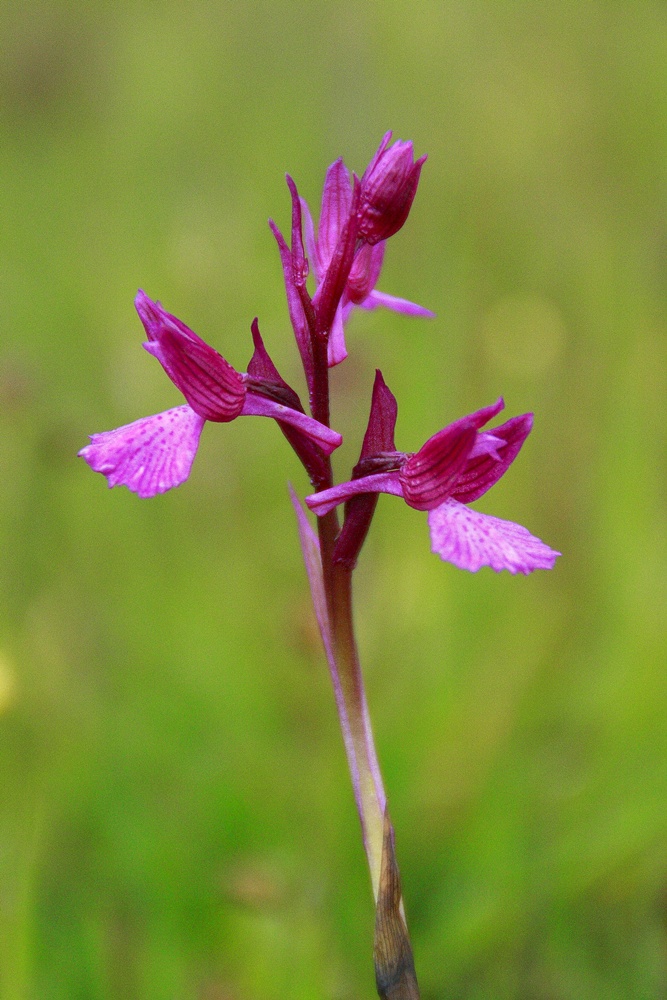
[1,2,666,997]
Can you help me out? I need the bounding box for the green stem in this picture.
[328,561,387,900]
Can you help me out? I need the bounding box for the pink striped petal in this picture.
[427,499,560,574]
[78,405,205,498]
[360,289,435,318]
[400,419,477,510]
[241,393,342,455]
[306,471,403,516]
[144,330,245,423]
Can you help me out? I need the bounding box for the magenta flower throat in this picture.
[80,133,560,998]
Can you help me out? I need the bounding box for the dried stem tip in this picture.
[374,812,420,1000]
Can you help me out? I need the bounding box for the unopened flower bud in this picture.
[358,132,426,245]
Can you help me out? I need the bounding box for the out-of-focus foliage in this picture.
[1,2,666,997]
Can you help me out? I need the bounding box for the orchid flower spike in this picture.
[306,372,560,574]
[299,139,434,367]
[78,292,342,498]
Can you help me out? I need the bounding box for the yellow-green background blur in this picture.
[1,3,666,998]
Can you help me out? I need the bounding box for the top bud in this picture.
[357,132,426,245]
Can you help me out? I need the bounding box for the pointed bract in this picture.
[360,370,398,459]
[333,371,401,568]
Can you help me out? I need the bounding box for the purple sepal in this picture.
[269,220,315,394]
[358,132,427,245]
[78,405,205,498]
[241,394,342,455]
[318,158,353,272]
[467,396,505,428]
[360,290,436,319]
[316,179,360,336]
[428,499,561,574]
[136,291,246,422]
[306,472,403,517]
[144,327,246,423]
[399,420,477,511]
[453,414,533,504]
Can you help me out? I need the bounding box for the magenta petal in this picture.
[453,414,533,504]
[427,499,561,574]
[361,289,436,319]
[135,291,209,350]
[144,329,245,423]
[327,301,348,366]
[241,393,342,455]
[306,472,404,516]
[318,158,353,270]
[78,405,205,498]
[400,420,477,511]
